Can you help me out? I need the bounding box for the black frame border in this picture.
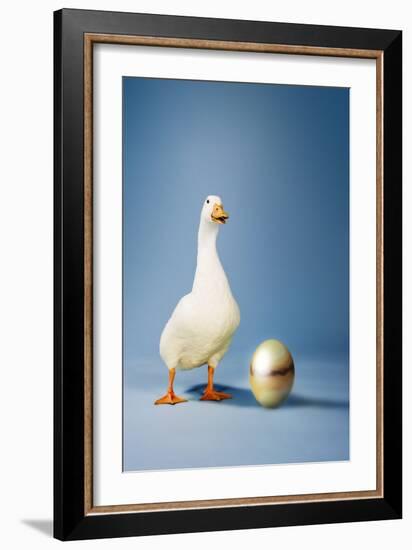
[54,8,402,541]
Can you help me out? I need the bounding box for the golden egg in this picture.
[250,339,295,408]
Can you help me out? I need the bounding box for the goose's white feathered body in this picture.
[160,196,240,372]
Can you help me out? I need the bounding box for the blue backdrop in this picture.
[123,77,349,471]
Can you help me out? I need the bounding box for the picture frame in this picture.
[54,8,402,541]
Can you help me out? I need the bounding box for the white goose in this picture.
[155,195,240,405]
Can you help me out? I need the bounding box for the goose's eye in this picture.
[206,200,210,204]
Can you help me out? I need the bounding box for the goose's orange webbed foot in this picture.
[154,368,187,405]
[199,365,232,402]
[154,392,187,405]
[200,389,232,401]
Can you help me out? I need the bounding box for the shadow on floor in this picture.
[21,519,53,537]
[184,384,349,410]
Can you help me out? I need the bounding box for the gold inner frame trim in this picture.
[84,33,384,515]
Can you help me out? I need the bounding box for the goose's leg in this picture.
[154,368,187,405]
[200,365,232,401]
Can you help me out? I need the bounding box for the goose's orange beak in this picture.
[211,203,229,224]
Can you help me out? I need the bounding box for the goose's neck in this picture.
[192,221,228,292]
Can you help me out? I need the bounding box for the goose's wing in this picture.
[159,292,199,357]
[166,292,197,328]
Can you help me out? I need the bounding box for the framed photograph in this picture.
[54,8,402,541]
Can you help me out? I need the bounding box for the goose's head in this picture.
[201,195,229,226]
